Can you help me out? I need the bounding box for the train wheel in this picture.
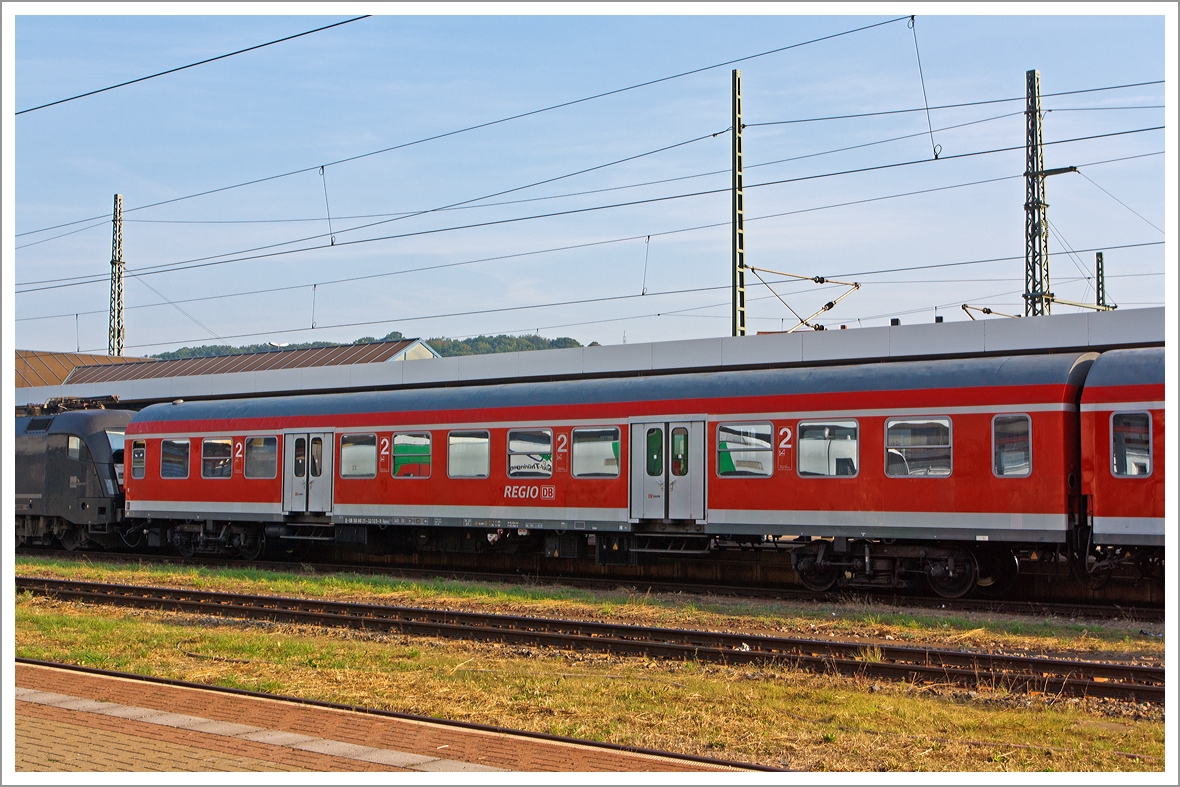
[238,528,267,561]
[975,548,1019,597]
[59,526,84,552]
[925,549,977,599]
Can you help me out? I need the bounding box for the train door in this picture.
[629,420,705,521]
[282,432,334,514]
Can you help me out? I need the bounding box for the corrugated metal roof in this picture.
[15,350,153,388]
[63,340,426,385]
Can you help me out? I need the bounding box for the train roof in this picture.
[17,307,1163,410]
[1081,347,1164,389]
[132,352,1096,425]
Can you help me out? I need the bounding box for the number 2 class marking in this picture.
[380,437,390,456]
[235,441,244,457]
[557,433,568,453]
[778,426,792,450]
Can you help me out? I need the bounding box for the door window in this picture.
[311,437,323,477]
[646,428,664,476]
[131,440,146,479]
[670,428,689,476]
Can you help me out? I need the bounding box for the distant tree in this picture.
[426,334,582,357]
[151,330,579,360]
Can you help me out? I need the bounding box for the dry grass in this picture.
[15,593,1164,772]
[15,555,1165,664]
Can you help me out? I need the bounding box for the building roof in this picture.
[15,350,153,388]
[62,339,438,385]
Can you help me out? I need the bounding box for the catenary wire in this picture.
[16,16,910,237]
[16,124,1163,292]
[16,16,371,115]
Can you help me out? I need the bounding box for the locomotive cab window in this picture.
[160,439,190,479]
[340,434,377,478]
[393,433,431,478]
[993,415,1031,477]
[797,421,858,477]
[202,438,233,479]
[131,440,146,479]
[571,428,620,478]
[67,435,82,460]
[449,431,490,478]
[1111,412,1152,477]
[508,429,553,478]
[244,436,278,479]
[717,422,773,477]
[885,418,952,477]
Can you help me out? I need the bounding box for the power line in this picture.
[17,125,1162,292]
[744,79,1164,128]
[16,16,371,116]
[16,15,909,238]
[1077,170,1164,233]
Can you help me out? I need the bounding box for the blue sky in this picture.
[8,9,1172,354]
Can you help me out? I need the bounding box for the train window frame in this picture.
[507,428,553,479]
[201,438,234,479]
[795,419,860,479]
[339,433,378,479]
[392,432,432,479]
[243,436,279,480]
[131,440,146,480]
[884,417,953,479]
[1110,411,1153,478]
[991,414,1032,478]
[448,430,491,479]
[160,438,190,479]
[715,422,774,478]
[570,427,621,478]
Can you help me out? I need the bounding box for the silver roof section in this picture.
[15,307,1164,409]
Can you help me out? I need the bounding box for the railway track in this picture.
[18,577,1164,704]
[17,547,1165,623]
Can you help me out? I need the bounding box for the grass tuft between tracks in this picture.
[15,555,1165,662]
[15,592,1164,772]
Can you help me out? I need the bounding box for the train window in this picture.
[508,429,553,478]
[797,421,858,477]
[201,438,233,479]
[311,437,323,478]
[571,428,620,478]
[885,418,952,477]
[1111,412,1152,477]
[67,435,82,460]
[393,433,431,478]
[160,439,190,479]
[293,438,307,478]
[671,428,689,476]
[992,415,1031,477]
[449,431,490,478]
[646,428,664,477]
[131,440,146,480]
[244,436,278,479]
[716,422,773,477]
[340,434,377,478]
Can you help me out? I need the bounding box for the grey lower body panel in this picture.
[1093,516,1165,546]
[706,508,1069,544]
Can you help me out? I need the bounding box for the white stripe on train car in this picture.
[1079,401,1165,412]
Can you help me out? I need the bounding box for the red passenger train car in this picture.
[122,349,1164,597]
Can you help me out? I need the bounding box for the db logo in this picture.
[541,486,556,500]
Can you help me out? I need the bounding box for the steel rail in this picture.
[16,548,1165,623]
[14,657,778,771]
[18,577,1163,703]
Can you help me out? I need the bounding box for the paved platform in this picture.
[15,663,739,772]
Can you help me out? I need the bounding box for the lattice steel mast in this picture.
[731,69,747,337]
[1024,70,1050,316]
[108,193,124,356]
